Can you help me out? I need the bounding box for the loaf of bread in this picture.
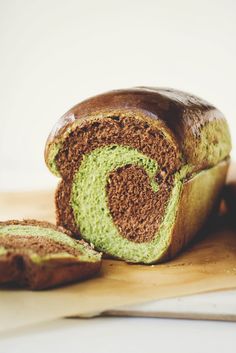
[45,87,231,264]
[0,220,101,289]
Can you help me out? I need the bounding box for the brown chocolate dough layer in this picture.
[55,116,177,242]
[107,165,173,242]
[0,235,82,257]
[56,178,79,235]
[56,116,180,179]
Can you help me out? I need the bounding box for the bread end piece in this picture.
[160,159,229,262]
[0,220,102,290]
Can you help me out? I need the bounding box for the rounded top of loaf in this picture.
[45,87,231,174]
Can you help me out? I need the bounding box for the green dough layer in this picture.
[71,145,186,263]
[0,225,101,263]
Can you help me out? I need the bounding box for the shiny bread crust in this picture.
[45,87,231,173]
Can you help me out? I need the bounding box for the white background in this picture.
[0,1,236,352]
[0,0,235,191]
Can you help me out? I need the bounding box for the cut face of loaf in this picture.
[0,220,101,289]
[45,87,231,264]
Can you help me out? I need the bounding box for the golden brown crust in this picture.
[45,87,231,172]
[160,160,229,261]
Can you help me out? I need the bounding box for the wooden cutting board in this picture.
[0,190,236,332]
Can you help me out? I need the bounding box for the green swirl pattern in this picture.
[71,145,184,263]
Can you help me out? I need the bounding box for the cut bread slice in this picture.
[0,220,101,290]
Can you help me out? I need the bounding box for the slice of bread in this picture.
[0,220,101,290]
